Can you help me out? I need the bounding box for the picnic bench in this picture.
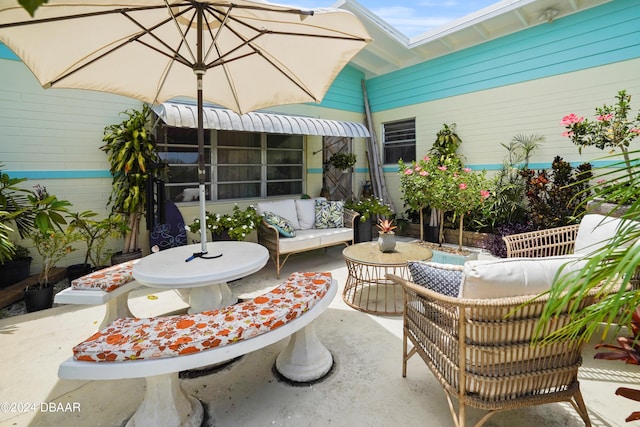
[58,272,336,427]
[54,260,141,329]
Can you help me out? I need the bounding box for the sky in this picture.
[294,0,501,38]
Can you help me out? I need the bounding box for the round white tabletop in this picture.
[133,241,269,313]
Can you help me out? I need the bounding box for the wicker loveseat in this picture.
[256,198,359,278]
[388,265,599,427]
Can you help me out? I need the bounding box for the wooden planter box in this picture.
[443,229,489,249]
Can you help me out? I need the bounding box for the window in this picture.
[383,118,416,164]
[156,126,304,203]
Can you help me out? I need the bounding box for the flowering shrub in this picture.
[189,205,261,241]
[399,155,489,249]
[345,196,392,222]
[561,90,640,179]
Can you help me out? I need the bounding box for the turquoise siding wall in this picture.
[316,65,366,113]
[367,0,640,112]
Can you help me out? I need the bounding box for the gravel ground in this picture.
[0,278,71,318]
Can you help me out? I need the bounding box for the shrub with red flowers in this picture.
[561,90,640,181]
[399,155,489,250]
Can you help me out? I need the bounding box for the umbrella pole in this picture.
[197,70,207,254]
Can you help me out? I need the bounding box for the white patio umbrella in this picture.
[0,0,371,255]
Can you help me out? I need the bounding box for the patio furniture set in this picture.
[52,210,631,426]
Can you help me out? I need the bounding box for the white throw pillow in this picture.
[459,255,587,299]
[295,198,326,230]
[255,199,300,230]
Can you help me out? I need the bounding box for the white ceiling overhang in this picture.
[153,102,370,138]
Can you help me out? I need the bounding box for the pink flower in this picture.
[419,170,428,176]
[414,166,421,171]
[597,114,613,121]
[404,168,414,175]
[561,131,574,138]
[597,179,606,184]
[480,190,490,198]
[423,156,430,162]
[459,183,467,190]
[453,172,458,178]
[560,114,584,125]
[463,167,471,172]
[437,166,447,171]
[631,128,640,134]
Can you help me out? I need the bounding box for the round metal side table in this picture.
[342,241,432,315]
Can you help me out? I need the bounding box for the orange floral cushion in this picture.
[72,272,332,362]
[71,260,139,293]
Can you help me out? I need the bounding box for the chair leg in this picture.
[570,388,592,427]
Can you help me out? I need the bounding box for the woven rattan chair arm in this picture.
[343,208,359,229]
[257,220,279,251]
[503,224,580,258]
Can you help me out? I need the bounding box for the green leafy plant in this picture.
[345,196,392,222]
[68,211,130,267]
[327,152,357,170]
[189,205,261,241]
[399,155,489,250]
[520,156,593,230]
[100,105,160,254]
[562,90,640,181]
[27,186,80,287]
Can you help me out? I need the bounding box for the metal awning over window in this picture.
[153,102,370,138]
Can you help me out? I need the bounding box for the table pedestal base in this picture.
[188,283,236,314]
[275,323,333,382]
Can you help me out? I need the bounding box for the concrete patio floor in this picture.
[0,244,638,427]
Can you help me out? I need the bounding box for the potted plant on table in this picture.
[376,218,397,252]
[189,205,261,241]
[100,105,160,264]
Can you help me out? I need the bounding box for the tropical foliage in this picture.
[345,196,393,222]
[189,205,261,241]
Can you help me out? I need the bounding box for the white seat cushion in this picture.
[278,228,352,254]
[459,255,586,299]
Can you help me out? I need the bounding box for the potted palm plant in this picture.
[100,105,160,263]
[0,164,34,287]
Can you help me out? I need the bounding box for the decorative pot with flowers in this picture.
[189,205,261,241]
[376,218,397,252]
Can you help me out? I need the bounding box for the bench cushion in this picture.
[277,228,352,254]
[72,272,332,362]
[71,260,139,293]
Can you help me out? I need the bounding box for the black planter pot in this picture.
[424,225,440,244]
[355,218,373,243]
[111,249,143,266]
[212,230,233,241]
[0,257,32,288]
[24,284,54,313]
[67,263,93,282]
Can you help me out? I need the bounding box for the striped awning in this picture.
[153,102,370,138]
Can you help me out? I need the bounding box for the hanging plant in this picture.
[328,152,357,170]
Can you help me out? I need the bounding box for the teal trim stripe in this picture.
[6,170,111,179]
[317,66,366,113]
[307,168,324,174]
[367,0,640,112]
[0,43,19,60]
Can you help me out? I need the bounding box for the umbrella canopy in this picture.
[0,0,371,254]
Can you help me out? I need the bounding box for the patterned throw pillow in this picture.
[408,261,462,297]
[263,211,296,237]
[314,200,344,229]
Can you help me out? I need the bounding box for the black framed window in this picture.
[383,118,416,164]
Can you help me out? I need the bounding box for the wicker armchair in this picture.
[388,272,598,427]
